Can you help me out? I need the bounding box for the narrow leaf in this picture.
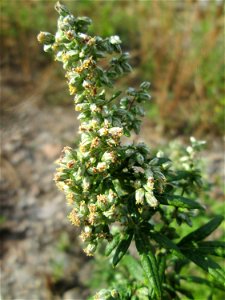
[112,231,133,267]
[151,232,184,259]
[178,216,224,245]
[179,275,225,291]
[110,90,122,101]
[158,253,166,287]
[105,233,120,256]
[181,250,225,287]
[158,194,203,210]
[135,232,162,299]
[196,241,225,257]
[122,255,144,281]
[176,287,194,299]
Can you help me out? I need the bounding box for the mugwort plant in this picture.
[38,3,225,299]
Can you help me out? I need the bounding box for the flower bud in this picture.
[109,35,121,45]
[83,242,97,256]
[147,176,154,190]
[55,1,70,16]
[102,151,116,163]
[103,205,116,219]
[82,80,90,88]
[75,103,89,111]
[90,119,99,129]
[80,226,93,242]
[107,189,117,204]
[108,127,123,138]
[136,153,144,165]
[134,180,142,189]
[97,194,109,210]
[68,209,81,226]
[79,201,89,216]
[135,188,145,205]
[83,177,91,191]
[145,192,158,208]
[98,127,109,136]
[96,162,107,172]
[37,32,55,45]
[94,289,111,300]
[111,289,119,298]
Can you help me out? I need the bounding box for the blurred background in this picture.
[0,0,224,299]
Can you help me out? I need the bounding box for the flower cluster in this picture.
[38,5,225,300]
[37,2,184,256]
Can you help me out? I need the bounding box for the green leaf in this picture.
[122,255,144,281]
[110,90,122,101]
[135,232,162,299]
[55,1,70,16]
[196,241,225,257]
[140,81,151,90]
[112,231,133,267]
[158,253,166,286]
[181,250,225,288]
[179,275,225,291]
[178,215,224,245]
[151,232,184,259]
[176,287,194,299]
[158,194,204,210]
[105,233,121,256]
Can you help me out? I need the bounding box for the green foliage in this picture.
[38,2,224,299]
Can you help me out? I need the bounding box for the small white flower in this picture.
[90,104,100,112]
[104,119,111,128]
[98,127,108,136]
[109,35,121,45]
[90,104,97,111]
[180,156,189,162]
[102,151,116,163]
[82,80,91,88]
[96,162,107,172]
[83,242,97,256]
[134,180,142,189]
[190,136,197,144]
[83,177,91,191]
[78,33,89,40]
[90,119,98,129]
[107,189,117,203]
[147,176,154,190]
[75,103,86,111]
[108,127,123,138]
[186,146,193,154]
[156,150,164,158]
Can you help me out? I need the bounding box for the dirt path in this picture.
[0,98,92,299]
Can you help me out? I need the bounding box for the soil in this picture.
[0,68,224,300]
